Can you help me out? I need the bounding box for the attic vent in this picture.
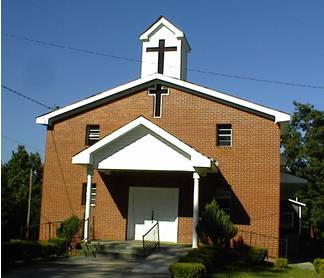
[217,124,232,147]
[86,124,100,146]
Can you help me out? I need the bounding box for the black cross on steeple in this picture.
[146,39,177,74]
[148,84,169,118]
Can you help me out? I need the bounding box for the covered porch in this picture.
[72,116,218,247]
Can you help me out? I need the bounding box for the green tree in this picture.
[282,102,324,239]
[1,145,43,241]
[197,199,237,247]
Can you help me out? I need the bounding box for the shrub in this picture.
[2,238,68,268]
[48,237,69,255]
[196,199,237,247]
[245,247,268,265]
[232,236,249,252]
[274,257,288,268]
[179,247,220,272]
[169,262,206,278]
[56,215,81,243]
[313,258,324,277]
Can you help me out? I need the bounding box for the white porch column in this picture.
[192,172,200,248]
[297,197,302,235]
[84,167,93,242]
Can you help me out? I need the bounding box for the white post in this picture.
[192,172,200,248]
[84,167,93,241]
[296,197,302,235]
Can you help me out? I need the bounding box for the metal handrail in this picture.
[142,221,160,252]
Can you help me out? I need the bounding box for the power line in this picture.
[3,32,324,90]
[2,85,55,110]
[2,134,44,153]
[2,33,142,64]
[187,69,324,90]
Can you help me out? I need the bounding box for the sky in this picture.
[2,0,324,162]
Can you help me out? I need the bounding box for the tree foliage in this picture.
[1,145,43,241]
[56,215,81,243]
[282,102,324,238]
[197,199,237,247]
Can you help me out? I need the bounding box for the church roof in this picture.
[36,73,290,125]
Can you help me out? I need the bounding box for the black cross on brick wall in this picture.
[146,39,177,74]
[148,84,169,118]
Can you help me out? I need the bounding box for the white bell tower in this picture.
[140,16,191,80]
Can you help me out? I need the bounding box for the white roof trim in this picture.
[72,116,214,169]
[140,16,184,41]
[288,199,306,207]
[36,73,290,125]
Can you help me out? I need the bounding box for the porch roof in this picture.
[72,116,218,172]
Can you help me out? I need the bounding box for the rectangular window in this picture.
[81,183,97,206]
[85,125,100,146]
[217,124,232,146]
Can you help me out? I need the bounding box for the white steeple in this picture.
[140,16,191,80]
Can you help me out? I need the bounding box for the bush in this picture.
[245,247,268,265]
[232,236,249,252]
[196,199,237,247]
[2,238,68,268]
[48,237,69,255]
[169,262,206,278]
[56,215,81,243]
[313,258,324,277]
[179,247,220,272]
[274,257,288,268]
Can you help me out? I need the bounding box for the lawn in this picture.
[211,265,319,278]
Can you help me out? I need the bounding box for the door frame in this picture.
[127,186,179,241]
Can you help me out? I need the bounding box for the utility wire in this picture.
[2,134,44,153]
[3,32,324,90]
[2,85,55,110]
[2,33,142,64]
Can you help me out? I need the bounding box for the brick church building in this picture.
[36,17,302,258]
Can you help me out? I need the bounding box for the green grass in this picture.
[211,265,319,278]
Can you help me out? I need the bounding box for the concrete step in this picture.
[92,240,146,260]
[91,240,190,261]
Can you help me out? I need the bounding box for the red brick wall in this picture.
[39,86,280,257]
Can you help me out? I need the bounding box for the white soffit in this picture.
[36,73,290,125]
[72,116,213,170]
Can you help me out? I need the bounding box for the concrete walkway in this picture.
[4,245,191,277]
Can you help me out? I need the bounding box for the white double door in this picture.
[127,187,179,243]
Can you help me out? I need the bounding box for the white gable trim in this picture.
[72,116,215,170]
[140,16,184,42]
[36,73,290,125]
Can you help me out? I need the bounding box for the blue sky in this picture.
[2,0,324,162]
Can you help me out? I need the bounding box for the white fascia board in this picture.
[140,17,184,41]
[36,75,157,125]
[159,75,291,123]
[72,116,212,168]
[288,199,306,207]
[37,73,290,125]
